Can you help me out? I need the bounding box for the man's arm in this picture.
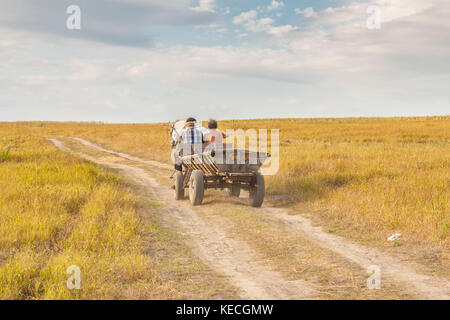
[203,132,211,143]
[180,129,187,144]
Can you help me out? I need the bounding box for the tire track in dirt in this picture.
[48,138,317,300]
[62,137,450,300]
[263,207,450,299]
[71,137,173,170]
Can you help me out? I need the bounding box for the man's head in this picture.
[207,119,218,129]
[185,117,196,128]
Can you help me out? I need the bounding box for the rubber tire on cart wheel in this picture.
[189,170,204,206]
[228,185,241,197]
[249,173,265,208]
[174,171,184,200]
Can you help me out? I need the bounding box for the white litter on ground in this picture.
[387,233,401,241]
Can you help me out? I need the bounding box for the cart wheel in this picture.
[249,173,265,208]
[228,185,241,197]
[189,170,204,206]
[174,171,184,200]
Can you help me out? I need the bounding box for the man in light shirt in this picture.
[204,119,227,145]
[173,117,204,172]
[181,117,204,145]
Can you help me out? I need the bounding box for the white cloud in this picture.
[233,9,298,37]
[191,0,216,13]
[266,25,299,37]
[267,1,285,12]
[0,0,218,47]
[246,18,275,33]
[1,0,449,121]
[233,10,258,25]
[311,4,366,25]
[375,0,435,23]
[301,0,438,26]
[295,7,317,18]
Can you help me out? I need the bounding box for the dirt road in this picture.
[48,137,450,300]
[49,138,316,299]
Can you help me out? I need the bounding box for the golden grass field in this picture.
[0,116,449,299]
[0,128,236,299]
[35,116,448,244]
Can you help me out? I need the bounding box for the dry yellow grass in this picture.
[0,133,148,299]
[240,118,449,247]
[0,129,236,299]
[0,116,448,298]
[13,117,446,247]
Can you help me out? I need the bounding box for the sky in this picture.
[0,0,449,122]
